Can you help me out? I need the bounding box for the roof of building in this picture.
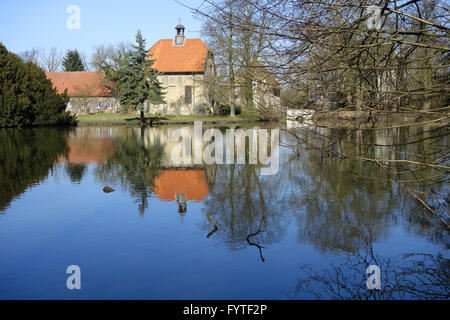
[46,71,111,97]
[148,39,212,73]
[152,169,209,202]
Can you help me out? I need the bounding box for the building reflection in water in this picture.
[58,138,115,165]
[58,127,117,184]
[152,169,209,214]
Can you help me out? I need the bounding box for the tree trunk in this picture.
[322,90,330,112]
[228,4,236,118]
[230,85,235,117]
[356,84,363,111]
[140,109,145,126]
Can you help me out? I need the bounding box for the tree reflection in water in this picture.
[65,163,87,184]
[0,128,70,213]
[198,125,448,264]
[201,162,291,262]
[290,227,449,300]
[95,128,164,215]
[276,127,449,299]
[277,127,448,255]
[0,124,447,298]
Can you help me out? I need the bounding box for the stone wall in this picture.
[66,96,120,115]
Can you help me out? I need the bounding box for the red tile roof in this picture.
[148,39,212,73]
[46,71,111,97]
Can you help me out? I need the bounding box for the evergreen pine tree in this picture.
[62,49,86,72]
[114,31,164,124]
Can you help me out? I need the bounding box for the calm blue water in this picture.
[0,125,448,299]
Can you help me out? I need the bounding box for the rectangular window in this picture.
[274,88,281,97]
[185,86,192,104]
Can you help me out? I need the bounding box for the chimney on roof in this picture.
[175,24,185,46]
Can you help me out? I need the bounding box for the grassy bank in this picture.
[76,111,265,126]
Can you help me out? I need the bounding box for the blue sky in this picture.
[0,0,204,64]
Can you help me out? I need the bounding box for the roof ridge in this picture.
[157,38,203,41]
[46,71,104,74]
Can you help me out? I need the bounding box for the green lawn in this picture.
[76,110,264,125]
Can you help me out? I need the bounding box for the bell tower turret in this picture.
[175,24,185,46]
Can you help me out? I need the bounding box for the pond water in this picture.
[0,123,448,299]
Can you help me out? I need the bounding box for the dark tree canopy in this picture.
[0,43,75,128]
[62,49,86,72]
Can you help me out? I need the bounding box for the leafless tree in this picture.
[18,47,42,66]
[90,42,132,71]
[40,47,63,72]
[184,0,449,228]
[191,0,280,116]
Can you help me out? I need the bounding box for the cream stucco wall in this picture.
[148,53,215,116]
[148,73,210,115]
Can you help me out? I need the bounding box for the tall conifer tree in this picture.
[62,49,85,72]
[114,30,164,124]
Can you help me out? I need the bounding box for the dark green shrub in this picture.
[0,43,76,128]
[218,104,242,116]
